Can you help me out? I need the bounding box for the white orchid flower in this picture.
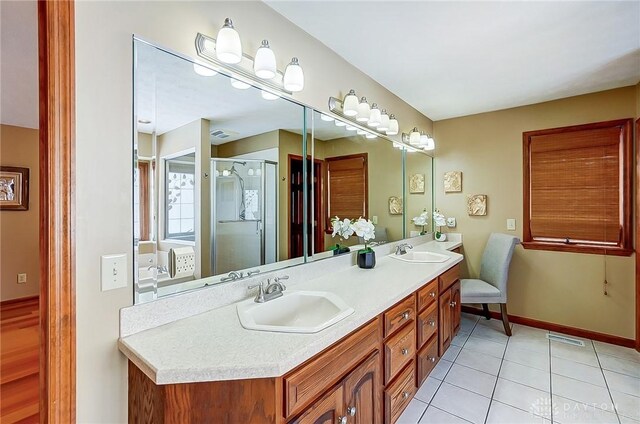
[350,217,376,242]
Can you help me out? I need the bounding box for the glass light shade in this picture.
[231,78,250,89]
[216,18,242,64]
[356,129,367,135]
[378,110,390,131]
[365,133,377,139]
[368,104,381,127]
[247,168,254,176]
[346,125,357,131]
[387,115,399,135]
[261,90,279,100]
[343,89,359,116]
[222,169,231,177]
[419,133,429,145]
[320,114,334,122]
[283,57,304,92]
[356,97,370,122]
[193,62,217,77]
[255,168,262,176]
[335,120,347,127]
[254,40,276,79]
[425,136,435,151]
[409,128,420,145]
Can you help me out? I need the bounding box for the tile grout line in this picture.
[592,340,622,424]
[482,321,511,424]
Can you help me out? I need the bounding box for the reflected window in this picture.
[165,159,195,241]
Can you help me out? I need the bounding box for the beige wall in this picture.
[406,153,434,236]
[433,86,637,339]
[75,2,431,421]
[0,125,39,301]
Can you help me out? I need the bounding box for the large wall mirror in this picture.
[133,39,433,304]
[133,39,309,303]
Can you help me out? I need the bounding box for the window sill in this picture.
[521,241,633,257]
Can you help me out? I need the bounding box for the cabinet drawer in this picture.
[416,279,438,312]
[417,301,438,349]
[439,264,460,292]
[384,323,415,385]
[384,361,416,424]
[417,335,439,387]
[284,318,380,418]
[383,296,415,339]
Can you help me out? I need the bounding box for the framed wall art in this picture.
[0,166,29,211]
[409,174,425,194]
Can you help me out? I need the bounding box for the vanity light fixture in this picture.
[193,62,217,77]
[400,129,435,152]
[425,135,436,151]
[356,97,371,122]
[365,133,377,139]
[222,169,231,177]
[231,78,251,90]
[215,18,243,64]
[409,127,421,145]
[378,109,390,131]
[343,89,359,116]
[335,120,347,127]
[368,104,381,127]
[283,57,304,92]
[261,90,279,100]
[320,114,334,122]
[419,132,429,146]
[387,115,399,135]
[253,40,277,79]
[356,129,367,135]
[346,125,357,131]
[247,168,255,176]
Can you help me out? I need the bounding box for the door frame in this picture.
[38,0,76,421]
[636,117,639,352]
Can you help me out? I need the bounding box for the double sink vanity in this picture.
[120,237,463,424]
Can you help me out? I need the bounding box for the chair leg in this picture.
[482,303,491,320]
[500,303,512,336]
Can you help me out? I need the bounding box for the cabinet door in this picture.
[343,352,382,424]
[439,289,452,355]
[293,385,345,424]
[450,281,461,337]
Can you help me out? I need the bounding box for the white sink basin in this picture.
[237,291,354,333]
[389,251,450,263]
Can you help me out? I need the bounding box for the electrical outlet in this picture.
[507,218,516,231]
[446,217,456,228]
[170,247,196,279]
[17,273,27,284]
[101,254,127,291]
[372,215,378,225]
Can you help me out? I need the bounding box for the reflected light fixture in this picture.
[193,62,217,77]
[283,57,304,92]
[137,119,151,124]
[409,127,421,145]
[335,119,347,127]
[231,78,251,89]
[261,90,279,100]
[320,114,334,122]
[215,18,242,64]
[253,40,277,79]
[343,89,359,116]
[425,135,435,150]
[222,169,231,177]
[419,132,429,146]
[356,97,370,122]
[378,109,390,131]
[365,133,377,139]
[346,125,357,131]
[368,103,381,127]
[356,129,367,135]
[387,115,399,135]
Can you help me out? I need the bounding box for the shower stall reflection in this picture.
[211,158,277,275]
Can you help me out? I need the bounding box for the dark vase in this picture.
[357,250,376,269]
[333,246,351,256]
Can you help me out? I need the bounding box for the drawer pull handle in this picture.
[402,391,410,399]
[428,356,436,363]
[337,417,347,424]
[401,348,410,355]
[427,320,436,327]
[429,291,436,298]
[400,311,410,320]
[347,406,356,416]
[450,301,457,307]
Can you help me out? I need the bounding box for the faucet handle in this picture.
[247,269,261,276]
[247,281,265,290]
[248,281,266,302]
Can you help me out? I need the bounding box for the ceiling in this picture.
[0,0,38,129]
[266,1,640,120]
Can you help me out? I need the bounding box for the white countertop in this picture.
[118,239,463,385]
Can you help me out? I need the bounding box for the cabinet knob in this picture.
[401,348,410,355]
[347,406,356,416]
[401,311,410,320]
[429,291,436,297]
[450,301,457,307]
[337,417,347,424]
[428,320,436,327]
[402,391,410,399]
[428,356,436,363]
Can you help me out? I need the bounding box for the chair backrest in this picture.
[479,233,520,295]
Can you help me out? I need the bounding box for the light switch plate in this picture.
[372,215,378,225]
[507,218,516,231]
[17,273,27,284]
[101,254,127,291]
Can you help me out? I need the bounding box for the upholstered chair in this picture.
[460,233,520,336]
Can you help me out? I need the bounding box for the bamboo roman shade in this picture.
[523,119,632,255]
[326,154,368,224]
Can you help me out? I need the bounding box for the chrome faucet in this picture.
[248,276,288,303]
[395,243,413,255]
[220,269,261,283]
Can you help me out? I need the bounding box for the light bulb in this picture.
[365,133,377,139]
[343,89,359,116]
[335,120,347,127]
[426,136,435,151]
[320,114,334,122]
[222,169,230,177]
[378,109,390,131]
[346,125,357,131]
[283,57,304,92]
[356,97,370,122]
[193,62,217,77]
[419,132,429,146]
[247,168,254,176]
[368,103,381,127]
[216,18,242,64]
[261,90,279,100]
[409,127,420,145]
[254,40,276,79]
[387,115,399,135]
[215,169,220,177]
[231,78,250,89]
[255,168,262,176]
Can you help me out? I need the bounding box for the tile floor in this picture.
[398,313,640,424]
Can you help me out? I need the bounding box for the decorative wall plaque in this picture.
[467,194,487,216]
[444,171,462,193]
[409,174,425,194]
[388,196,403,215]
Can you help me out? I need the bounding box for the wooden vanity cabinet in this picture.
[293,385,345,424]
[438,265,461,355]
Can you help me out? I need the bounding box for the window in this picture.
[134,161,150,241]
[522,119,632,255]
[165,159,196,241]
[325,153,368,231]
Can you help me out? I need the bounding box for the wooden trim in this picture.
[636,117,640,352]
[461,306,635,348]
[38,0,76,422]
[324,153,369,234]
[522,119,633,256]
[138,161,150,241]
[0,295,39,307]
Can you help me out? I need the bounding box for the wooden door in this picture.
[343,352,381,424]
[325,154,368,228]
[293,384,345,424]
[289,157,305,258]
[439,289,452,355]
[450,281,461,337]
